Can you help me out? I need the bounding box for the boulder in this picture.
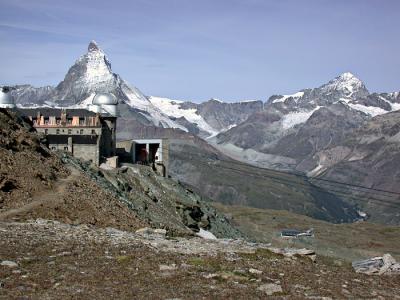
[268,247,316,262]
[257,283,283,295]
[136,227,167,237]
[1,260,18,268]
[352,253,400,275]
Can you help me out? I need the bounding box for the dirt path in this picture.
[0,166,81,221]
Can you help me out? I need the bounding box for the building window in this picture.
[56,129,60,135]
[91,129,96,135]
[80,129,84,134]
[51,146,56,150]
[64,146,69,151]
[68,129,72,134]
[44,129,48,134]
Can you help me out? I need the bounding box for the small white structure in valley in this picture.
[0,87,16,109]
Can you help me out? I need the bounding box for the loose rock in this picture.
[1,260,18,268]
[249,268,262,275]
[257,283,283,295]
[352,253,400,275]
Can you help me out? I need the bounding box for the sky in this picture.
[0,0,399,102]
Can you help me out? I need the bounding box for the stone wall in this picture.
[71,144,99,165]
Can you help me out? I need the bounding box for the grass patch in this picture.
[116,255,131,264]
[216,271,249,283]
[187,257,223,272]
[317,255,353,271]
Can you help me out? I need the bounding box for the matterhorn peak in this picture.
[88,40,100,52]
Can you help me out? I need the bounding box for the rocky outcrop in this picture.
[353,254,400,275]
[267,102,368,173]
[8,85,54,106]
[315,111,400,224]
[0,108,241,237]
[196,99,264,132]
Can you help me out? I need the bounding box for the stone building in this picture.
[19,93,118,166]
[117,139,169,177]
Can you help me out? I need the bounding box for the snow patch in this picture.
[357,210,368,218]
[281,106,321,129]
[149,96,219,135]
[307,164,325,177]
[196,229,217,240]
[347,103,388,117]
[81,48,114,85]
[272,91,304,103]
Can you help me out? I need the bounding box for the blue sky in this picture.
[0,0,399,102]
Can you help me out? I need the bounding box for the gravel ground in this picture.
[1,220,399,299]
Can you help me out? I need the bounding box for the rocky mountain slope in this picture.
[0,108,241,238]
[313,111,400,224]
[149,97,263,137]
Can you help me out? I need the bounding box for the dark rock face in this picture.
[195,99,264,132]
[315,111,400,224]
[9,85,55,106]
[216,109,284,150]
[169,116,200,136]
[268,103,368,173]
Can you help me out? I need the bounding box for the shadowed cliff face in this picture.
[314,111,400,225]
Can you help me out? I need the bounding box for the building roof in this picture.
[46,134,98,145]
[18,108,97,118]
[132,139,164,144]
[281,229,302,236]
[92,93,118,105]
[0,90,15,105]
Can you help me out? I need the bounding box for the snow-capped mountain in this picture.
[319,72,369,99]
[149,96,263,138]
[214,72,400,170]
[7,41,262,136]
[260,72,400,132]
[8,41,189,130]
[52,41,187,130]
